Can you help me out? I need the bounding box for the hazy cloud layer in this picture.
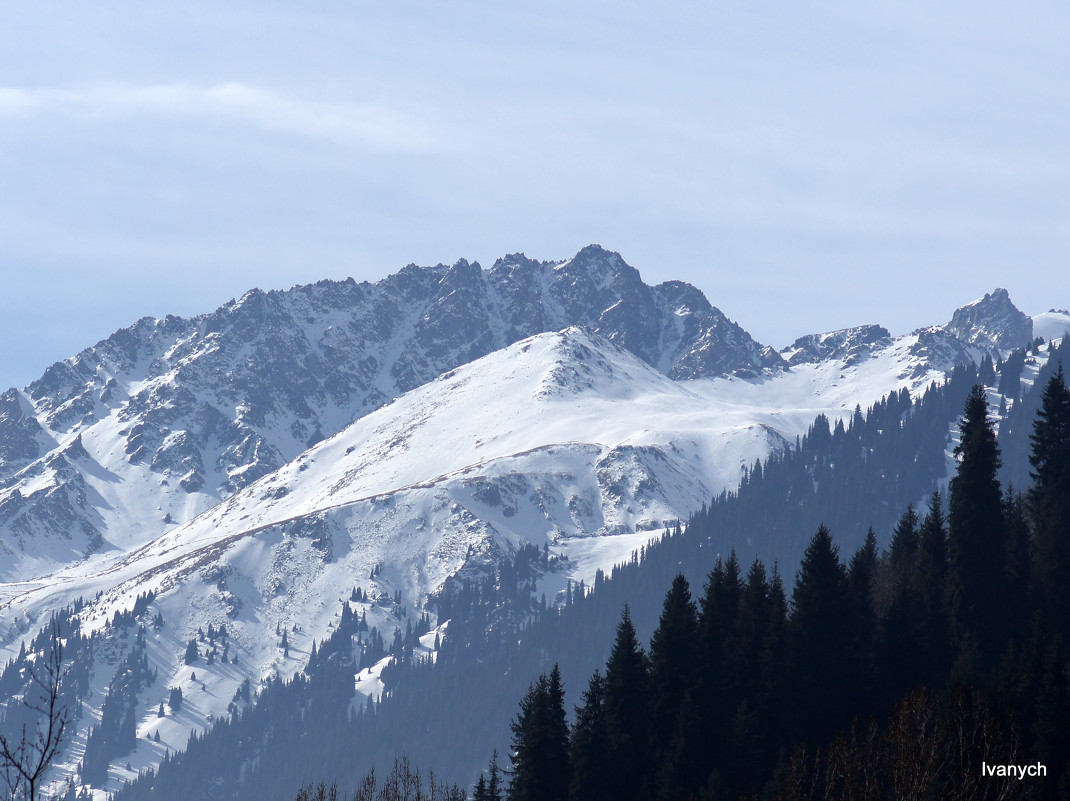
[0,83,430,150]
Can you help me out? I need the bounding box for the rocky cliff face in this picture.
[945,287,1034,354]
[781,324,892,366]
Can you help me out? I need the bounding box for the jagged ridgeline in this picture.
[107,338,1067,800]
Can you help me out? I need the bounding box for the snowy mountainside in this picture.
[1033,309,1070,343]
[774,289,1067,392]
[0,328,771,635]
[0,320,975,795]
[0,245,781,583]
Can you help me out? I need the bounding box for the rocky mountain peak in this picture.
[781,324,892,367]
[946,288,1033,355]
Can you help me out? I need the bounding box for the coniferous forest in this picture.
[107,340,1070,801]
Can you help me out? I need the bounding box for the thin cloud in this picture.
[0,82,432,151]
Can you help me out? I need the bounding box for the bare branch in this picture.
[0,619,73,801]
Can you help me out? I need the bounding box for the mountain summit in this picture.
[945,288,1034,354]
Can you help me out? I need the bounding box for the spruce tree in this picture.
[888,505,920,585]
[697,555,742,754]
[700,554,742,660]
[723,559,777,795]
[910,491,950,687]
[603,607,650,801]
[790,524,851,739]
[647,575,697,768]
[1027,365,1070,638]
[486,749,503,801]
[947,385,1007,670]
[1002,487,1032,647]
[845,529,879,720]
[728,560,774,716]
[508,666,570,801]
[568,672,611,801]
[656,558,740,799]
[473,750,503,801]
[759,564,790,765]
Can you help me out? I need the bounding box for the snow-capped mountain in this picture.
[0,245,781,583]
[1033,308,1070,343]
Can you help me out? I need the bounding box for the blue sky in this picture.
[2,2,1068,390]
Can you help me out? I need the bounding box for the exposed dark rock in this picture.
[782,324,892,366]
[945,288,1033,354]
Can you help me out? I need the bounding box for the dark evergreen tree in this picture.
[647,575,697,768]
[486,749,503,801]
[602,607,650,801]
[700,554,742,664]
[568,672,611,801]
[669,552,740,792]
[888,505,920,586]
[508,666,569,801]
[979,353,996,386]
[727,560,775,721]
[845,529,879,719]
[790,524,852,739]
[1002,487,1032,648]
[847,528,878,614]
[722,559,778,795]
[1027,365,1070,638]
[947,385,1007,671]
[759,564,789,754]
[910,491,951,687]
[474,749,503,801]
[998,348,1026,399]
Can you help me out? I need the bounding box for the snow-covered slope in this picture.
[1033,309,1070,343]
[0,329,773,631]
